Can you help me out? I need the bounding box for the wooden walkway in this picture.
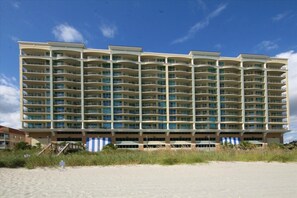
[37,141,85,156]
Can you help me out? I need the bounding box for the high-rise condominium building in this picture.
[19,41,290,149]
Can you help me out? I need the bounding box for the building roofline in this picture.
[18,41,287,60]
[19,41,85,48]
[0,125,25,134]
[109,45,143,52]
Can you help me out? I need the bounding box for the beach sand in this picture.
[0,162,297,198]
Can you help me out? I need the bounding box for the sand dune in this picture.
[1,162,297,198]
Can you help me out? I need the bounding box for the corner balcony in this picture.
[23,85,50,91]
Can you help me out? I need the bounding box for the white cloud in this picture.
[0,74,21,129]
[196,0,207,11]
[284,115,297,143]
[214,43,222,50]
[272,12,289,22]
[172,3,227,44]
[256,40,278,51]
[10,36,19,43]
[276,50,297,143]
[52,24,84,42]
[11,1,20,9]
[100,24,117,38]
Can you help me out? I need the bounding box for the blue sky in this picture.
[0,0,297,142]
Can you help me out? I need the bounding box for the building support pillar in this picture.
[165,131,170,149]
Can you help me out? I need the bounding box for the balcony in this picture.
[23,62,50,66]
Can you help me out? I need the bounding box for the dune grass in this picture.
[1,148,297,169]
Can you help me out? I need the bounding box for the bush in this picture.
[238,141,256,150]
[102,143,117,152]
[0,157,26,168]
[283,141,297,150]
[221,143,235,149]
[14,142,31,150]
[35,143,42,150]
[268,143,284,150]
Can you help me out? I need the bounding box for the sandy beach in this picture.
[1,162,297,198]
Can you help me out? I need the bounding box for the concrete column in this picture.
[263,64,269,130]
[138,55,142,129]
[49,48,54,129]
[285,68,290,130]
[111,131,116,145]
[82,131,86,144]
[191,58,196,130]
[263,132,267,143]
[80,51,84,129]
[240,61,245,130]
[215,132,220,143]
[191,133,196,149]
[216,60,221,130]
[19,48,24,128]
[110,53,114,129]
[165,57,170,130]
[165,132,170,149]
[139,132,144,150]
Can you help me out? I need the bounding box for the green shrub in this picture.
[268,143,284,150]
[238,141,256,150]
[102,143,117,152]
[14,142,31,150]
[0,157,26,168]
[1,147,297,169]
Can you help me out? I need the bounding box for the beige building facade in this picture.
[19,41,290,149]
[0,125,31,149]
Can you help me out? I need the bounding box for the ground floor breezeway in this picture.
[26,131,284,150]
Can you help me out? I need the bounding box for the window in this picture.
[158,95,166,100]
[103,78,110,83]
[159,102,166,107]
[210,124,217,129]
[219,62,224,66]
[210,117,216,121]
[114,101,122,106]
[114,123,123,128]
[158,73,165,78]
[158,109,166,114]
[158,88,166,92]
[169,95,176,100]
[103,108,111,114]
[209,103,216,108]
[158,80,165,85]
[170,116,176,121]
[113,56,121,60]
[103,123,111,129]
[103,115,111,120]
[103,86,110,91]
[103,101,111,106]
[157,58,165,62]
[169,102,176,107]
[169,123,177,129]
[158,123,166,129]
[103,71,110,76]
[114,108,122,114]
[169,80,175,85]
[169,109,176,114]
[102,56,109,60]
[209,110,217,115]
[158,116,166,121]
[103,93,111,98]
[114,93,122,98]
[114,115,123,120]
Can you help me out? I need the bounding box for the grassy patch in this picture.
[1,148,297,169]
